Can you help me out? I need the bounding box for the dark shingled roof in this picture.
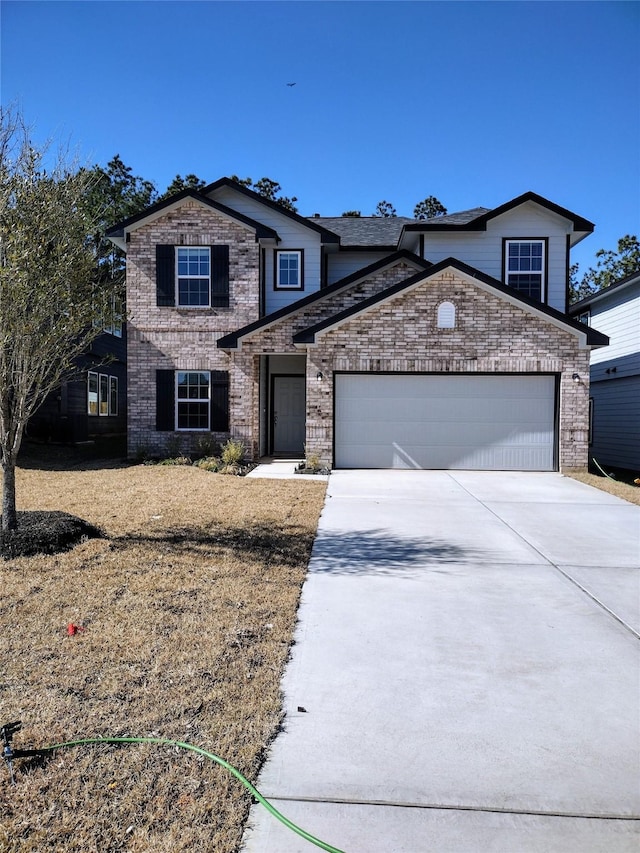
[309,208,491,246]
[309,217,415,247]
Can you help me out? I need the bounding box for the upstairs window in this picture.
[156,245,229,308]
[275,250,303,290]
[505,240,545,302]
[177,247,210,307]
[576,310,590,326]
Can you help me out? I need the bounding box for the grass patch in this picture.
[566,468,640,506]
[0,449,326,852]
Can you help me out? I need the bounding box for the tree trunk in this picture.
[1,456,18,531]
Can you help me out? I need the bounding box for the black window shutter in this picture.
[210,245,229,308]
[156,245,175,306]
[156,370,175,430]
[210,370,229,431]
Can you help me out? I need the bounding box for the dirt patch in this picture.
[0,456,326,852]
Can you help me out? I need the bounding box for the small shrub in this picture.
[195,434,219,458]
[165,434,182,458]
[304,446,322,473]
[134,443,150,463]
[158,455,192,466]
[194,456,221,472]
[221,439,245,467]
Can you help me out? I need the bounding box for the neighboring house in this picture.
[28,303,127,443]
[106,181,607,471]
[569,270,640,471]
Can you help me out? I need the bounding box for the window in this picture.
[505,240,545,301]
[88,372,98,415]
[577,310,590,326]
[275,250,303,290]
[88,372,118,416]
[99,375,109,415]
[176,371,211,430]
[109,377,118,416]
[437,301,456,328]
[104,295,124,337]
[177,247,210,307]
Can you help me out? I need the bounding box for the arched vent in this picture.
[437,301,456,329]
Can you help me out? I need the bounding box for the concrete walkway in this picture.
[241,471,640,853]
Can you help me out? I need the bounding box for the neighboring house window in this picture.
[109,377,118,416]
[88,372,118,416]
[177,247,210,307]
[88,372,98,415]
[275,250,304,290]
[156,245,230,308]
[577,310,590,326]
[104,295,124,337]
[437,301,456,328]
[504,240,545,301]
[155,369,229,432]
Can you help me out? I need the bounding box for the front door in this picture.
[272,375,305,454]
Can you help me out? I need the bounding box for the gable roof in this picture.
[203,178,341,243]
[400,192,594,243]
[568,269,640,314]
[105,190,279,243]
[216,251,431,350]
[291,257,608,348]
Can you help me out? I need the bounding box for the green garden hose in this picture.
[13,734,346,853]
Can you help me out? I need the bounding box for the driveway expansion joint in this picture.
[262,794,640,821]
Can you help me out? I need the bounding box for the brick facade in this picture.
[125,202,591,471]
[126,201,258,457]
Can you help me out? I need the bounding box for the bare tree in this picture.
[0,109,114,530]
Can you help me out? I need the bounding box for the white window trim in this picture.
[505,239,546,302]
[175,370,211,431]
[176,246,211,308]
[88,371,98,416]
[275,250,303,289]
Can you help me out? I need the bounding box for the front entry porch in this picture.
[260,355,306,457]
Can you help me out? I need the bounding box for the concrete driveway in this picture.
[241,471,640,853]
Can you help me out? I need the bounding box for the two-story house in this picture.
[569,270,640,471]
[106,181,607,471]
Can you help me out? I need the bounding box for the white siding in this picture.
[327,251,390,284]
[211,186,323,314]
[421,202,571,312]
[590,375,640,469]
[589,281,640,370]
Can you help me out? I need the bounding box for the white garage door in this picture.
[334,374,556,470]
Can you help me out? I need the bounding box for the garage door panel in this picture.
[335,375,556,471]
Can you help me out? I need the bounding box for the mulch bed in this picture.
[0,511,103,560]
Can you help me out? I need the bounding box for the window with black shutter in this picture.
[210,370,229,431]
[211,245,230,308]
[156,369,175,430]
[156,245,175,306]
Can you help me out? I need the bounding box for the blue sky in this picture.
[2,0,639,272]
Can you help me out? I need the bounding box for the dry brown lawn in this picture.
[0,453,326,852]
[566,471,640,506]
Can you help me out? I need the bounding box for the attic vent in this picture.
[437,301,456,329]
